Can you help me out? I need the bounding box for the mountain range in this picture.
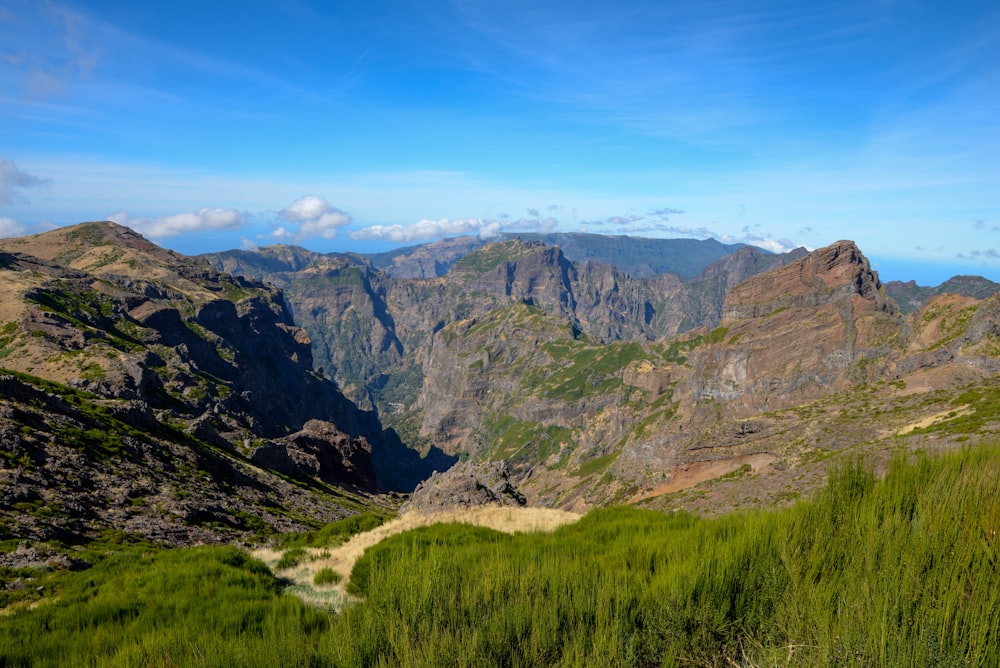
[2,222,999,543]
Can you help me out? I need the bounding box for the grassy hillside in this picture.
[2,444,997,666]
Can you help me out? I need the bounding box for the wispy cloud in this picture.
[956,249,1000,262]
[579,206,684,229]
[273,196,351,241]
[1,2,101,99]
[975,219,1000,232]
[0,158,51,205]
[107,208,246,238]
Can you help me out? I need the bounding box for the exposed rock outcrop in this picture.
[403,461,526,512]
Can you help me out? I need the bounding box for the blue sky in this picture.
[1,0,999,285]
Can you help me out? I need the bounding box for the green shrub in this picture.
[275,547,307,571]
[313,568,342,586]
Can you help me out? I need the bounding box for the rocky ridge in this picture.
[0,223,397,544]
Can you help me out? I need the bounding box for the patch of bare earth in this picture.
[253,506,581,611]
[628,453,777,504]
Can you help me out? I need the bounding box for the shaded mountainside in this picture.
[885,274,1000,313]
[0,222,446,545]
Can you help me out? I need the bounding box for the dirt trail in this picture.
[253,506,581,611]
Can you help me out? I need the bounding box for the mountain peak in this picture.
[722,240,896,321]
[0,222,229,302]
[0,221,183,271]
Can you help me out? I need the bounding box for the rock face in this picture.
[205,237,803,423]
[0,222,392,545]
[403,461,526,512]
[683,240,902,415]
[206,234,1000,514]
[721,241,894,320]
[268,420,376,491]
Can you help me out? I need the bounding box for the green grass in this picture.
[0,545,330,668]
[274,512,387,550]
[330,445,1000,666]
[2,446,998,666]
[314,568,343,586]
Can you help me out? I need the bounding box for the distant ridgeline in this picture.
[365,232,754,279]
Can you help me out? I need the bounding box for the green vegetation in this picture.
[533,340,644,401]
[910,384,1000,435]
[313,568,343,586]
[0,544,330,667]
[25,286,143,353]
[573,451,619,477]
[2,447,998,666]
[276,547,309,570]
[275,512,387,550]
[219,279,258,303]
[333,445,1000,666]
[659,330,715,365]
[489,421,575,464]
[922,301,978,350]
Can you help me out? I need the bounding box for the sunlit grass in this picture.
[2,446,997,666]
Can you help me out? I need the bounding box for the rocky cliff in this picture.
[205,238,803,427]
[398,240,1000,511]
[0,223,395,545]
[204,234,1000,514]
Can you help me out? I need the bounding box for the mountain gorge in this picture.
[2,222,998,547]
[208,233,1000,513]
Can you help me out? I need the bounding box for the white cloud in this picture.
[0,216,26,238]
[745,237,801,254]
[277,195,351,240]
[349,216,557,243]
[107,207,246,237]
[0,158,50,205]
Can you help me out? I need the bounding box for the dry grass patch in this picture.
[254,506,581,612]
[896,405,974,436]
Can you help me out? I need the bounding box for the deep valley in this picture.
[1,222,999,666]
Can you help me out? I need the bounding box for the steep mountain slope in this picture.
[0,223,398,544]
[411,240,1000,510]
[206,239,803,428]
